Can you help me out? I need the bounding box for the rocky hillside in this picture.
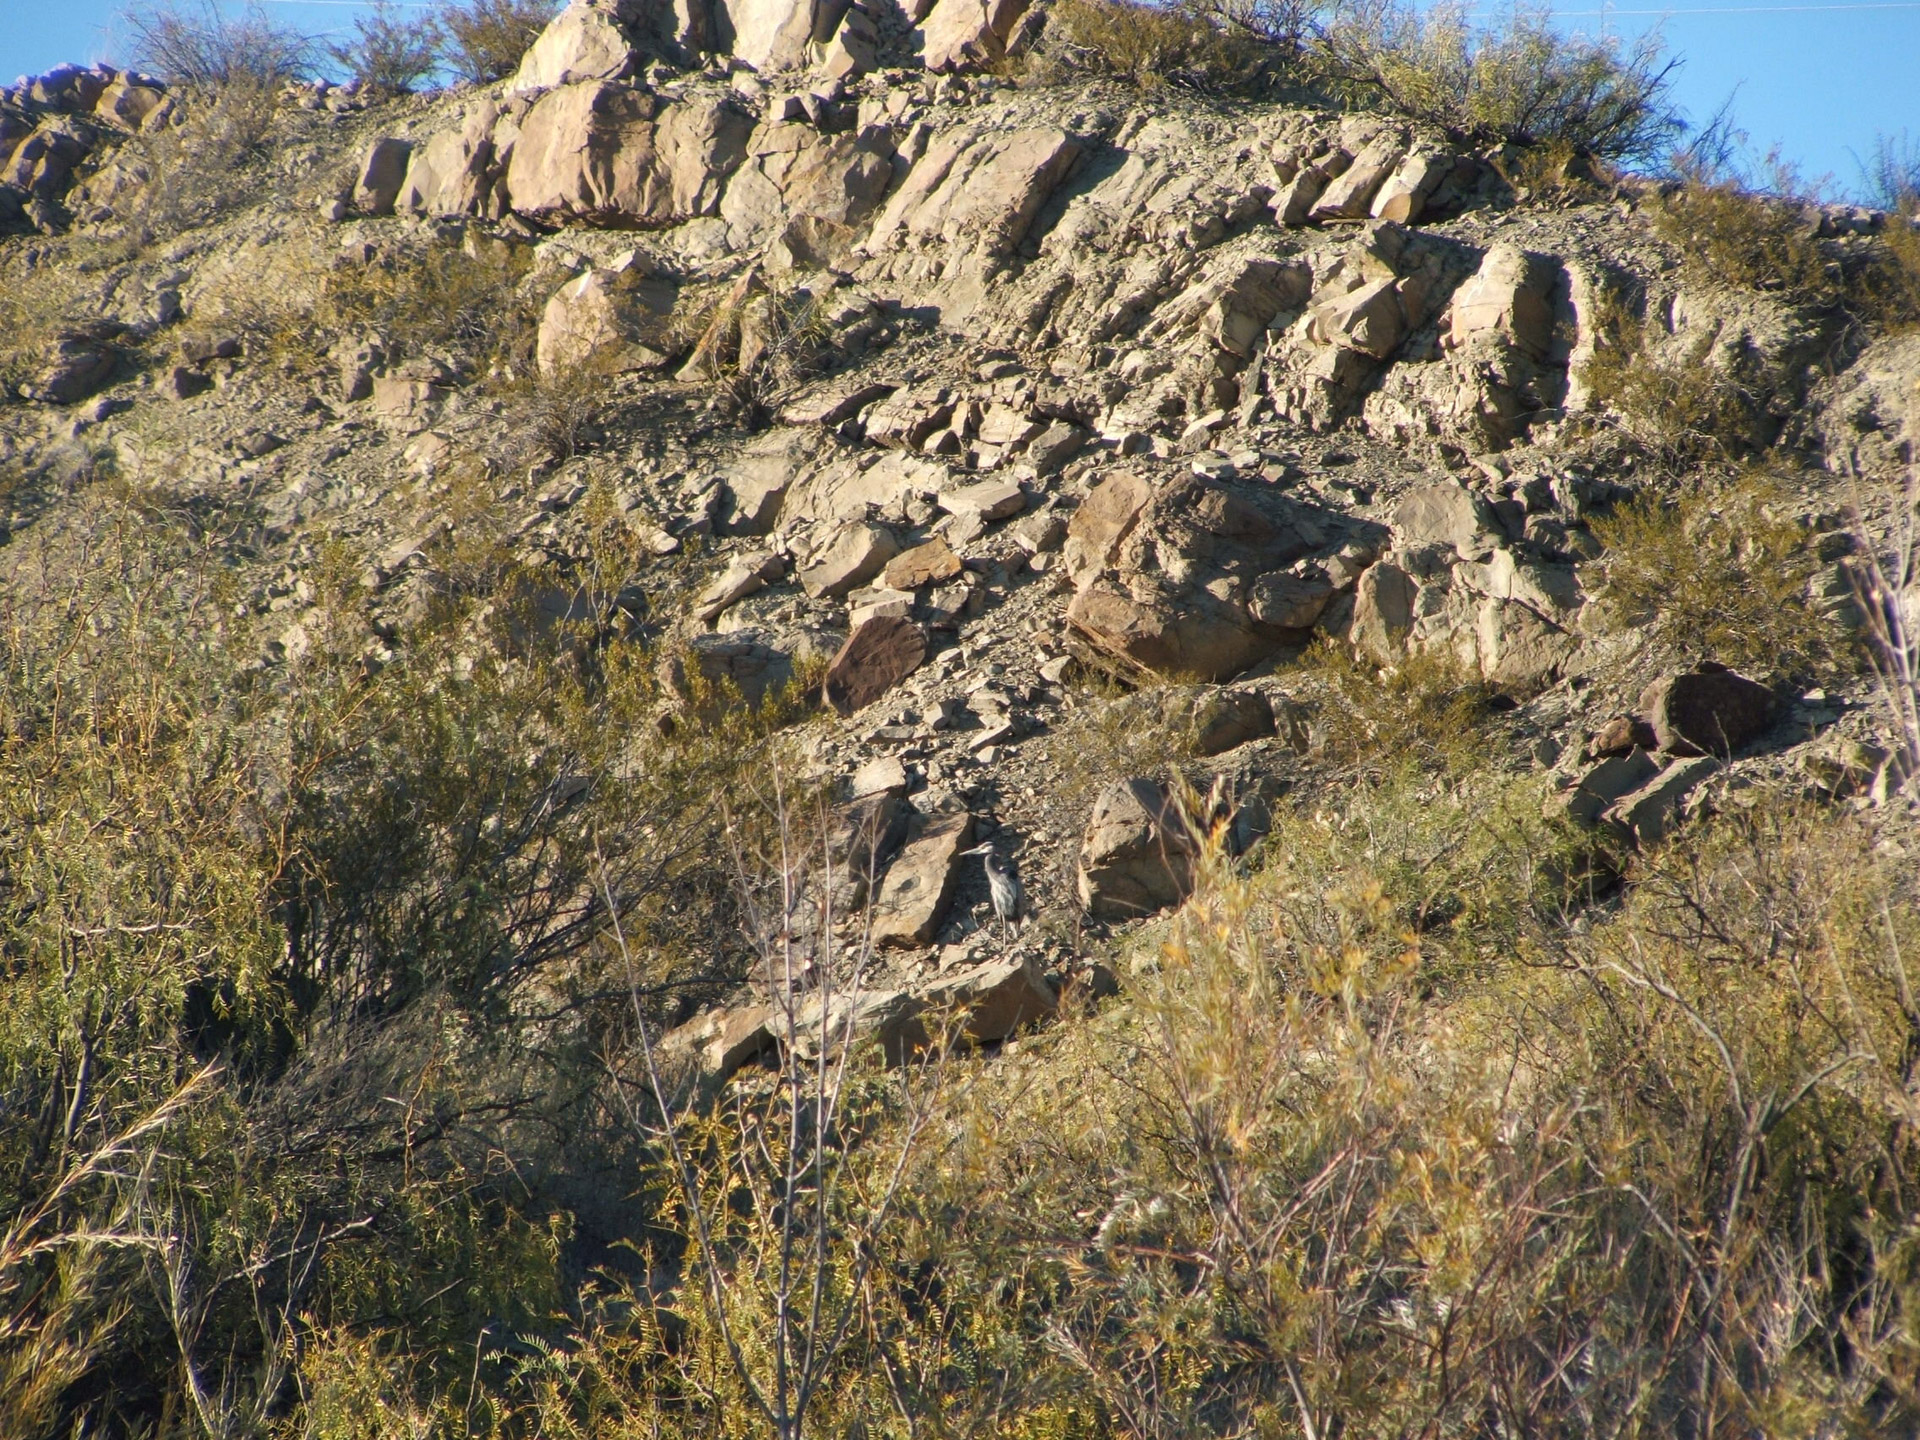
[4,2,1920,1434]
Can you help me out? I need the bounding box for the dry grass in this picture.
[436,0,560,82]
[1040,0,1277,91]
[1290,637,1499,776]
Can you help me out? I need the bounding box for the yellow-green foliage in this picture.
[825,788,1920,1440]
[1591,471,1855,681]
[0,472,796,1434]
[1654,175,1920,332]
[1292,637,1497,776]
[314,236,538,371]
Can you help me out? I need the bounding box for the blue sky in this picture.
[5,0,1916,198]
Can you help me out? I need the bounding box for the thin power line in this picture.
[1556,2,1920,11]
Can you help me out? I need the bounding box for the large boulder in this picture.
[508,0,642,93]
[1346,481,1584,688]
[916,955,1055,1045]
[872,811,974,948]
[719,120,896,248]
[1077,778,1198,922]
[1637,665,1776,757]
[714,0,834,71]
[505,82,752,228]
[866,125,1081,260]
[352,137,412,216]
[1065,471,1364,682]
[398,99,508,218]
[823,615,927,715]
[535,251,678,375]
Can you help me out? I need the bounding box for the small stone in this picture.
[851,755,910,798]
[940,478,1027,523]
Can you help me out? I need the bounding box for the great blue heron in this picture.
[959,841,1022,942]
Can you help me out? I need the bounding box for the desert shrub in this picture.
[1043,0,1279,91]
[97,74,285,241]
[1292,637,1499,775]
[1653,165,1920,331]
[314,235,537,369]
[1590,469,1855,682]
[1578,295,1770,464]
[0,455,789,1433]
[848,785,1920,1439]
[1863,128,1920,214]
[124,0,317,87]
[328,0,443,95]
[1312,0,1682,164]
[435,0,561,84]
[1849,212,1920,332]
[1652,172,1842,305]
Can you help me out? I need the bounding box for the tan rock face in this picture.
[719,120,897,247]
[1065,473,1348,682]
[867,125,1081,259]
[1310,134,1404,221]
[505,82,753,227]
[535,252,678,376]
[884,536,963,590]
[919,0,1030,71]
[800,521,902,598]
[399,100,507,218]
[715,0,827,71]
[353,137,413,217]
[917,956,1055,1044]
[1445,245,1560,362]
[872,811,974,947]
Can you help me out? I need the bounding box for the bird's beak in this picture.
[958,844,991,856]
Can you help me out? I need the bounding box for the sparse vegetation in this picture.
[328,0,444,96]
[1043,0,1278,91]
[1591,470,1856,682]
[123,0,318,87]
[4,6,1916,1437]
[1578,294,1771,464]
[1313,0,1684,164]
[435,0,560,83]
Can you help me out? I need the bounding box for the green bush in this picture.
[1312,0,1683,164]
[1577,294,1774,465]
[0,465,791,1434]
[1590,469,1856,683]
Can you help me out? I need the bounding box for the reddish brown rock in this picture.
[884,537,963,591]
[824,615,927,715]
[1638,665,1776,757]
